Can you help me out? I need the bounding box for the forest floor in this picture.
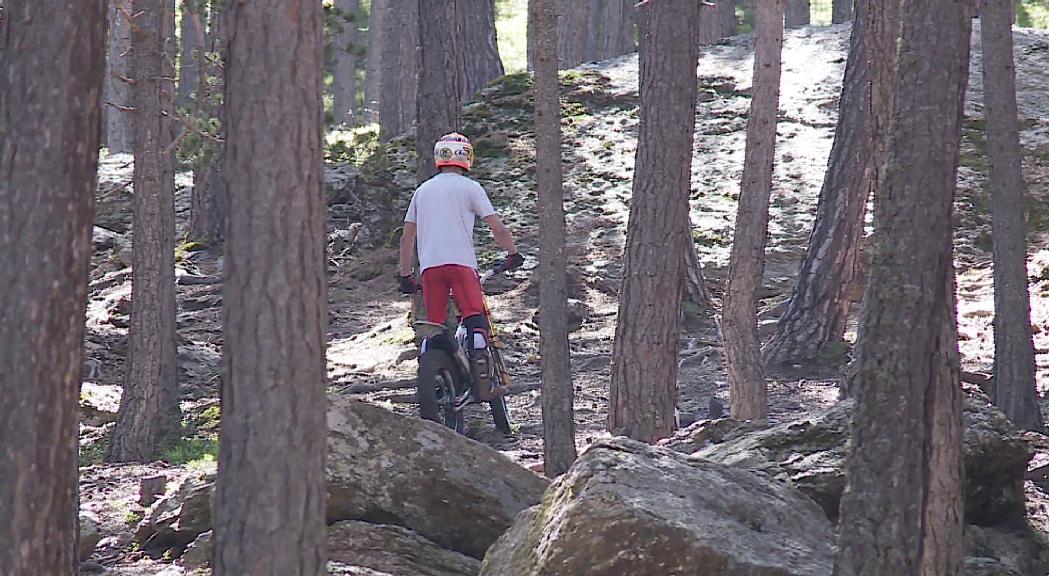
[79,22,1049,574]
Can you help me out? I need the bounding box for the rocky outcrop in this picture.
[328,521,480,576]
[178,530,212,570]
[134,474,214,555]
[326,397,549,559]
[479,437,834,576]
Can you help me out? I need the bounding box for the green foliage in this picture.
[160,436,219,467]
[78,443,105,467]
[326,125,381,165]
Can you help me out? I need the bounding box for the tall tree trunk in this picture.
[363,0,386,124]
[379,0,419,139]
[600,0,636,58]
[834,1,973,573]
[176,0,200,110]
[584,0,602,60]
[608,0,701,443]
[982,0,1044,432]
[832,0,852,24]
[0,1,103,572]
[108,0,182,463]
[531,0,577,477]
[333,0,360,126]
[785,0,810,27]
[763,0,871,366]
[723,0,786,423]
[416,0,462,183]
[213,0,328,574]
[698,2,722,45]
[188,3,228,243]
[459,0,504,102]
[105,0,134,153]
[557,1,591,68]
[719,0,739,38]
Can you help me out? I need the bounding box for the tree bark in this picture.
[608,0,701,443]
[584,0,602,60]
[105,0,134,153]
[981,0,1044,432]
[763,0,871,366]
[333,0,360,126]
[531,0,577,477]
[600,0,636,58]
[379,0,418,139]
[832,0,852,24]
[213,0,328,574]
[188,3,228,243]
[785,0,809,27]
[834,1,973,573]
[176,0,200,110]
[719,0,738,38]
[107,0,182,463]
[0,1,104,573]
[557,0,591,68]
[416,0,462,183]
[459,0,504,102]
[363,0,386,124]
[685,237,713,310]
[723,0,786,423]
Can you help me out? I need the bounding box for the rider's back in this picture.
[405,172,496,273]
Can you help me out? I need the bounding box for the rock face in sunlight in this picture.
[134,475,214,556]
[479,437,834,576]
[326,397,550,559]
[328,521,480,576]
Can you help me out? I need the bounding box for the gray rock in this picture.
[79,512,101,561]
[479,437,835,576]
[328,521,480,576]
[134,475,214,555]
[79,382,122,427]
[326,397,549,559]
[179,530,212,570]
[964,524,1049,576]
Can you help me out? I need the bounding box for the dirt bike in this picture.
[412,265,514,436]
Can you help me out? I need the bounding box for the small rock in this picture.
[328,521,479,576]
[139,474,169,508]
[179,530,212,570]
[79,512,101,561]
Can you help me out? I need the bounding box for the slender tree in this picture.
[0,0,104,572]
[723,0,786,422]
[363,0,386,123]
[187,2,228,243]
[107,0,182,462]
[698,0,738,45]
[531,0,577,476]
[763,0,871,366]
[416,0,461,182]
[380,0,419,139]
[608,0,702,443]
[834,1,973,573]
[213,0,328,573]
[176,0,201,110]
[333,0,360,126]
[785,0,810,27]
[832,0,852,24]
[981,0,1044,432]
[459,0,504,101]
[105,0,134,153]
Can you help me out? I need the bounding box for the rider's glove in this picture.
[504,252,525,271]
[399,274,420,294]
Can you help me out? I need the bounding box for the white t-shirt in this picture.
[404,172,496,272]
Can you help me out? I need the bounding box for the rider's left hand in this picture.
[502,252,525,272]
[399,274,420,294]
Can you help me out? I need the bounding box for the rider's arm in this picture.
[399,222,417,276]
[483,214,518,256]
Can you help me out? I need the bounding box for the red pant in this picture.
[421,264,485,325]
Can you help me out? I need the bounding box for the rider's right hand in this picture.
[399,274,420,294]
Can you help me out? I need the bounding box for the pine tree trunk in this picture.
[763,0,871,366]
[105,0,134,153]
[608,0,701,443]
[981,0,1044,432]
[188,3,228,243]
[557,1,591,68]
[531,0,577,477]
[416,0,461,183]
[723,0,786,423]
[719,0,739,38]
[832,0,852,24]
[333,0,360,126]
[600,0,636,58]
[459,0,504,102]
[108,0,181,463]
[834,1,973,573]
[698,2,722,45]
[584,0,602,61]
[176,1,200,110]
[363,0,386,124]
[0,1,103,572]
[785,0,810,27]
[213,0,328,573]
[379,0,419,139]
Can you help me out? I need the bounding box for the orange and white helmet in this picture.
[433,132,474,172]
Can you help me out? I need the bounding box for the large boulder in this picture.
[326,397,549,559]
[134,474,214,555]
[79,512,101,561]
[328,521,480,576]
[683,386,1032,526]
[479,437,835,576]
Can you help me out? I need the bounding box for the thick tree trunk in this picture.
[176,1,200,110]
[416,0,461,183]
[333,0,360,126]
[600,0,636,58]
[763,0,871,366]
[0,1,103,572]
[608,0,701,443]
[364,0,386,124]
[108,0,182,463]
[531,0,577,477]
[459,0,504,102]
[188,5,228,243]
[379,0,419,139]
[981,0,1044,432]
[105,0,134,153]
[584,0,602,60]
[557,1,591,68]
[719,0,738,38]
[832,0,852,24]
[213,0,328,574]
[785,0,810,27]
[833,1,973,573]
[722,0,786,423]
